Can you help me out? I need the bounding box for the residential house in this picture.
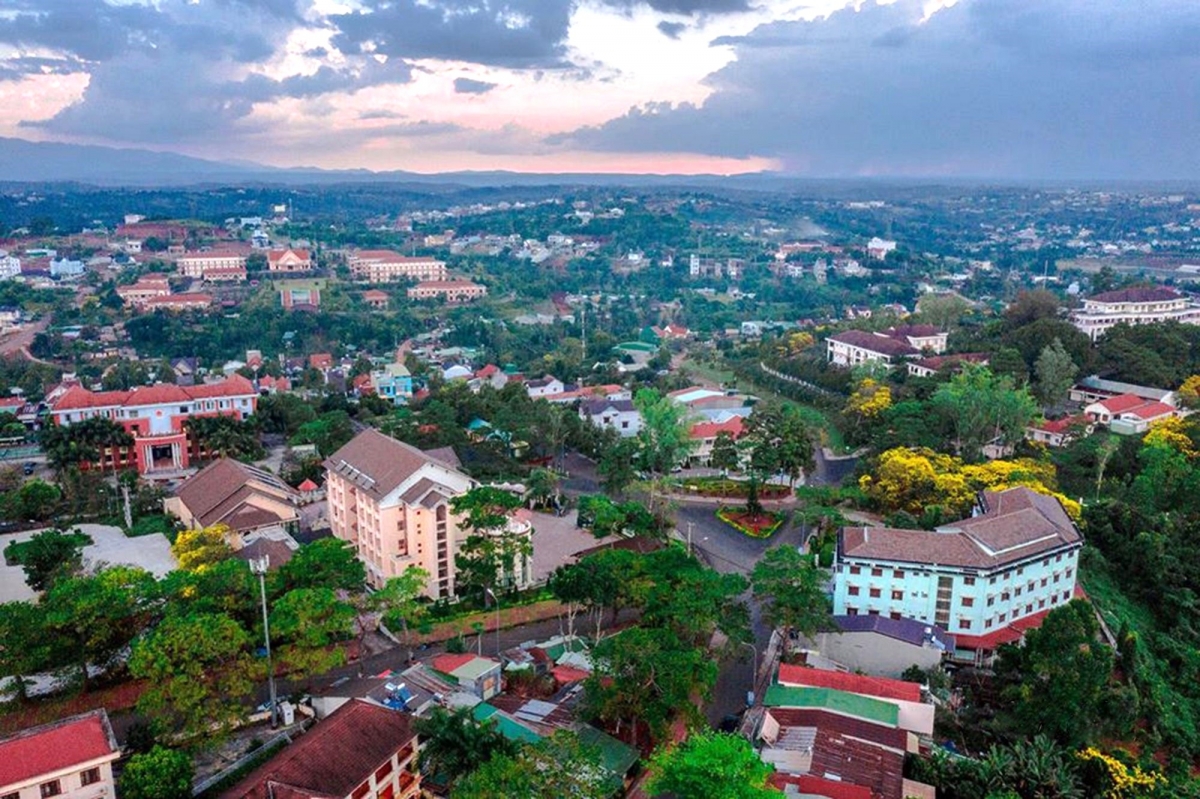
[688,415,746,466]
[652,323,691,341]
[1071,286,1200,342]
[47,374,259,475]
[429,654,503,700]
[267,247,312,272]
[309,353,334,371]
[1069,375,1177,407]
[580,398,642,438]
[813,615,954,678]
[371,363,414,405]
[50,258,85,279]
[867,237,897,259]
[165,458,301,535]
[826,330,918,367]
[142,293,214,312]
[884,325,948,353]
[220,700,419,799]
[907,352,989,378]
[1026,415,1093,448]
[177,251,248,282]
[406,279,487,302]
[834,487,1083,665]
[347,250,447,283]
[471,364,509,392]
[0,710,120,799]
[526,375,565,399]
[362,289,390,309]
[324,429,476,596]
[1083,393,1181,434]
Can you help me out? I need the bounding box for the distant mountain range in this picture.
[0,136,783,189]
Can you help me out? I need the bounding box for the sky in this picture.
[0,0,1197,177]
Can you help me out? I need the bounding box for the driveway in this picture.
[0,524,176,602]
[529,509,619,584]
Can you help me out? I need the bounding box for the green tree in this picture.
[0,601,52,702]
[270,587,355,683]
[634,388,696,476]
[274,538,365,593]
[710,431,741,472]
[597,435,639,495]
[916,293,970,330]
[1034,338,1079,412]
[743,402,814,488]
[931,364,1038,461]
[415,706,517,791]
[548,549,639,641]
[39,417,134,473]
[290,410,356,457]
[524,467,559,509]
[366,566,429,662]
[995,599,1115,748]
[641,547,750,649]
[42,566,159,691]
[16,528,85,591]
[750,545,830,639]
[453,732,609,799]
[119,746,194,799]
[184,416,264,461]
[647,730,778,799]
[451,487,530,597]
[8,479,63,522]
[585,626,718,748]
[129,612,258,742]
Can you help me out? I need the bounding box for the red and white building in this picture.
[688,415,746,466]
[0,710,121,799]
[177,251,248,281]
[406,279,487,302]
[116,273,171,307]
[1084,393,1182,434]
[267,247,312,272]
[48,374,259,474]
[348,250,447,283]
[1071,286,1200,342]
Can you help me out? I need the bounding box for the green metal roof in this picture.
[763,684,899,726]
[575,725,638,780]
[472,703,543,744]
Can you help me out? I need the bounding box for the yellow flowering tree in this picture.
[1176,374,1200,409]
[170,523,233,572]
[1075,747,1165,799]
[1142,416,1196,458]
[846,378,893,420]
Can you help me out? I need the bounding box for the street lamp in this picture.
[741,641,759,707]
[484,587,501,656]
[249,555,279,729]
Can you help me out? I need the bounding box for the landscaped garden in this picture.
[3,528,92,566]
[716,506,786,538]
[674,476,791,500]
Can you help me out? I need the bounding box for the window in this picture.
[4,792,21,799]
[963,576,975,586]
[41,781,62,798]
[894,570,905,579]
[890,612,902,620]
[962,597,974,607]
[984,619,993,628]
[1041,577,1049,587]
[891,590,903,601]
[1056,554,1063,562]
[867,609,880,616]
[179,405,188,413]
[1054,573,1061,582]
[847,585,860,596]
[1001,591,1010,601]
[987,596,995,607]
[999,613,1007,623]
[80,768,101,787]
[1065,568,1073,578]
[871,567,883,577]
[1039,599,1046,609]
[869,588,881,599]
[1014,587,1022,596]
[989,576,997,584]
[846,607,858,616]
[849,566,861,575]
[1017,567,1024,575]
[958,619,971,630]
[1026,604,1034,615]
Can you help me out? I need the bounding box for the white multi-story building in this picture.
[580,398,642,438]
[177,251,248,281]
[1071,286,1200,342]
[867,237,897,259]
[833,487,1082,665]
[0,250,21,279]
[348,250,447,283]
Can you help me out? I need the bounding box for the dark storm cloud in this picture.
[330,0,575,69]
[454,77,498,94]
[557,0,1200,178]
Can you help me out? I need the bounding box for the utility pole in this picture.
[686,521,694,556]
[250,556,279,729]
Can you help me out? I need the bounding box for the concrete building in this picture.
[177,251,248,281]
[141,293,213,312]
[166,458,300,535]
[867,237,897,260]
[579,398,642,438]
[0,251,21,279]
[47,374,258,475]
[370,363,414,405]
[362,289,390,309]
[116,273,171,307]
[406,279,487,302]
[826,330,917,367]
[1071,286,1200,342]
[324,429,475,597]
[220,700,419,799]
[813,615,954,678]
[1083,393,1182,434]
[49,258,85,279]
[348,250,447,283]
[0,710,120,799]
[266,247,312,272]
[834,487,1082,665]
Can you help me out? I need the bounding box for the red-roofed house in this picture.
[267,248,312,273]
[362,289,390,309]
[688,415,746,466]
[0,710,120,799]
[220,699,419,799]
[1026,415,1093,448]
[1084,393,1182,433]
[308,353,333,371]
[48,374,258,475]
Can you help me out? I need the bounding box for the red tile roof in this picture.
[551,665,592,684]
[777,664,921,702]
[268,248,311,263]
[1088,286,1181,304]
[768,773,873,799]
[50,374,256,412]
[219,700,415,799]
[0,710,118,787]
[431,653,476,675]
[689,416,745,440]
[1124,401,1176,421]
[1093,393,1152,414]
[1032,415,1088,435]
[828,330,918,357]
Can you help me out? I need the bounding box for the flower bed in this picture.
[677,477,790,500]
[717,507,785,538]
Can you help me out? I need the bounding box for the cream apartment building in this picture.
[324,429,475,597]
[1071,286,1200,341]
[347,250,448,283]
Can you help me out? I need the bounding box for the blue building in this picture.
[370,363,413,405]
[833,487,1082,666]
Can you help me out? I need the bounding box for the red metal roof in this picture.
[51,374,256,412]
[431,653,476,674]
[0,710,118,786]
[777,664,921,702]
[688,416,745,440]
[768,773,873,799]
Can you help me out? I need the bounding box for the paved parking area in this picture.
[0,524,176,602]
[529,509,620,583]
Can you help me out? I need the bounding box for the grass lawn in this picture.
[3,531,93,566]
[717,507,786,538]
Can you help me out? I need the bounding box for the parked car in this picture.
[22,462,35,475]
